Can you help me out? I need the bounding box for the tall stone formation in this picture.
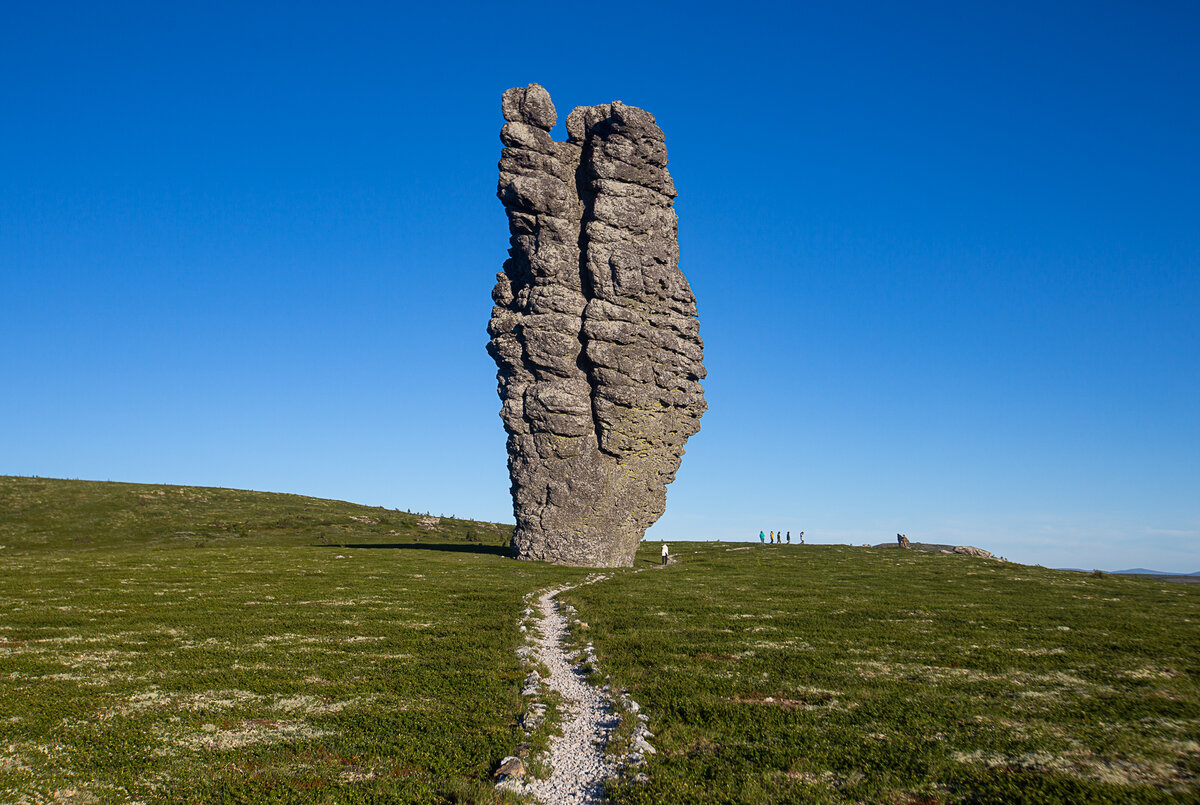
[487,84,706,567]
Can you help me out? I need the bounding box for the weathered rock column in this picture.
[487,84,706,567]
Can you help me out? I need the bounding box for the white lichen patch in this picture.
[36,673,109,687]
[111,687,363,719]
[1026,671,1117,696]
[852,660,1005,684]
[162,718,333,751]
[270,694,365,715]
[60,649,138,670]
[752,639,815,651]
[48,787,100,804]
[952,746,1190,788]
[116,688,260,715]
[1121,666,1181,680]
[178,637,233,650]
[249,633,324,649]
[728,695,846,712]
[339,768,378,782]
[781,769,837,786]
[0,745,34,774]
[29,632,85,645]
[1142,718,1199,735]
[794,685,842,698]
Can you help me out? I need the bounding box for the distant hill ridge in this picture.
[0,475,512,552]
[1057,567,1199,578]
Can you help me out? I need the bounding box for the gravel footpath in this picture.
[523,581,621,804]
[498,567,664,803]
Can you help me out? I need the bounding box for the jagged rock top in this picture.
[501,83,557,130]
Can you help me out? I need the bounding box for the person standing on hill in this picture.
[769,531,774,543]
[800,531,805,544]
[661,542,669,565]
[786,531,791,544]
[759,530,765,543]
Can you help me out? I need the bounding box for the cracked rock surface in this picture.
[488,83,706,567]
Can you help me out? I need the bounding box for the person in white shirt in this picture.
[661,543,669,565]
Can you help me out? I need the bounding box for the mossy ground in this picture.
[0,477,586,803]
[565,543,1200,804]
[2,477,1197,803]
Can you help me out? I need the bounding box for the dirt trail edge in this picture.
[498,573,656,804]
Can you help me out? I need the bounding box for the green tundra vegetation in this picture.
[1,476,1197,804]
[566,547,1200,804]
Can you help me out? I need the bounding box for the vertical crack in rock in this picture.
[488,84,706,567]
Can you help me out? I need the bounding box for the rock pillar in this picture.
[487,84,706,567]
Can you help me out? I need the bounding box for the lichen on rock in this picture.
[487,83,706,567]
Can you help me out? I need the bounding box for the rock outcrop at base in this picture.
[487,84,706,567]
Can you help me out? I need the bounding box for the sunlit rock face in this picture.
[487,83,706,567]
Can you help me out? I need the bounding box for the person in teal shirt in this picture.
[759,530,765,543]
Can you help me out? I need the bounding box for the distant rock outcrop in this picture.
[487,84,706,567]
[877,541,997,560]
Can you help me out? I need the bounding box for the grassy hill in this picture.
[1,477,1197,803]
[0,476,512,552]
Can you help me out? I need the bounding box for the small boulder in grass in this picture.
[494,756,526,779]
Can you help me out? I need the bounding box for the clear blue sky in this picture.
[3,1,1197,571]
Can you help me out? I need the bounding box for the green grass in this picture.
[563,543,1200,803]
[0,477,587,803]
[2,476,1198,803]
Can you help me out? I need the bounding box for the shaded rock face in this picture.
[487,84,706,567]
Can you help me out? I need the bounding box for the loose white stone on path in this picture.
[524,582,621,805]
[500,566,666,802]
